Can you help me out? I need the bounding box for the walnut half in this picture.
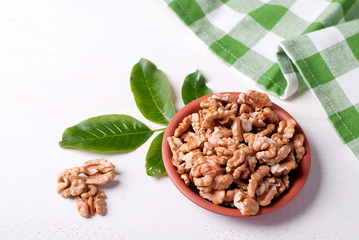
[75,186,107,218]
[57,159,116,218]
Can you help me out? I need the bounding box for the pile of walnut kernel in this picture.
[167,91,306,216]
[57,159,116,218]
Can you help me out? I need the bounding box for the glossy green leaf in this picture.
[146,131,166,176]
[59,114,154,152]
[181,70,211,105]
[130,58,176,125]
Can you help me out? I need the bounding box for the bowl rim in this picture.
[162,92,311,217]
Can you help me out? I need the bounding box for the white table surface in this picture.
[1,0,359,239]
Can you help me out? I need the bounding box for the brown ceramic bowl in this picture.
[162,92,311,217]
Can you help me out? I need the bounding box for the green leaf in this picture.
[59,114,154,152]
[130,58,176,125]
[181,70,211,105]
[146,131,166,176]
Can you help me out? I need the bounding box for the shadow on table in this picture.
[101,180,120,189]
[100,170,121,189]
[227,143,321,226]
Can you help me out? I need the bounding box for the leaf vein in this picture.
[103,124,116,134]
[141,70,168,122]
[64,129,152,143]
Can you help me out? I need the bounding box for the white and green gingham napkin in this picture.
[164,0,359,159]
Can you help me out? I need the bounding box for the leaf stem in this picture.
[152,127,166,132]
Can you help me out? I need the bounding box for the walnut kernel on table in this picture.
[57,158,115,218]
[167,91,306,216]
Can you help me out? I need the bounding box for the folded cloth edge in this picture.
[277,19,359,160]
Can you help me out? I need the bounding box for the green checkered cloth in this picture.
[279,20,359,159]
[164,0,359,159]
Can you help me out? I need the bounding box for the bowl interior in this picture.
[162,92,311,217]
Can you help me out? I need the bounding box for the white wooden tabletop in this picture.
[1,0,358,239]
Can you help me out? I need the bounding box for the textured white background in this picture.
[1,0,359,239]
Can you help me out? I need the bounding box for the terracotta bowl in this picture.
[162,92,311,217]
